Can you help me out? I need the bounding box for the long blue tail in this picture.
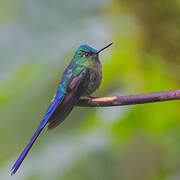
[11,92,64,175]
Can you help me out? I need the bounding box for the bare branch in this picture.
[77,90,180,107]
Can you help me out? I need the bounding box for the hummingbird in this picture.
[11,43,112,175]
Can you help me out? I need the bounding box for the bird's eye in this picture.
[83,52,89,57]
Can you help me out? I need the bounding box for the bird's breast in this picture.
[83,62,102,96]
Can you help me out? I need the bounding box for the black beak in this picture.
[96,42,113,54]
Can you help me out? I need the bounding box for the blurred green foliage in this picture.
[0,0,180,179]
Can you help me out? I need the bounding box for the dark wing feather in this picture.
[47,72,87,130]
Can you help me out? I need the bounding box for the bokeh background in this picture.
[0,0,180,179]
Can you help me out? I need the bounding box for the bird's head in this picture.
[74,43,112,67]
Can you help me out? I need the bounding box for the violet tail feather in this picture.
[11,92,64,175]
[11,126,43,175]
